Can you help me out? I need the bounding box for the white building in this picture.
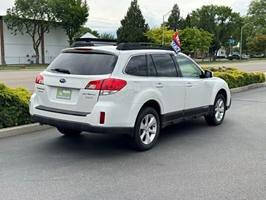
[0,15,68,65]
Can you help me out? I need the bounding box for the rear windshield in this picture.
[47,53,117,75]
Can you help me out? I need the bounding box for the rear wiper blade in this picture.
[51,68,71,74]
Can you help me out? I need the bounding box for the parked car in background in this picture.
[228,53,240,60]
[241,54,250,59]
[251,53,264,58]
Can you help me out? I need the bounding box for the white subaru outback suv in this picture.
[30,43,231,151]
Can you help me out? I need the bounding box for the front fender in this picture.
[209,78,231,107]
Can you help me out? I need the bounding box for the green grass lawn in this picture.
[0,64,48,71]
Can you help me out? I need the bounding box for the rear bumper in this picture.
[32,115,133,135]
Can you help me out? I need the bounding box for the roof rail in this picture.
[117,43,174,51]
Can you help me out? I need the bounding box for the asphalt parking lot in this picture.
[0,88,265,200]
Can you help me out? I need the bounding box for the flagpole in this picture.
[162,10,172,45]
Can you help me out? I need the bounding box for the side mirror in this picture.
[204,70,213,78]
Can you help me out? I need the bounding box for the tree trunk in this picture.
[0,18,6,65]
[68,37,73,47]
[34,47,40,64]
[41,31,45,64]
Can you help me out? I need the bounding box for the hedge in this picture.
[0,83,32,129]
[206,67,266,89]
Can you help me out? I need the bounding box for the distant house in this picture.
[73,32,117,47]
[81,32,98,39]
[0,15,68,65]
[216,47,227,58]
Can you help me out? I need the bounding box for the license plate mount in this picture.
[56,88,72,100]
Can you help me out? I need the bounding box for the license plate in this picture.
[56,88,72,100]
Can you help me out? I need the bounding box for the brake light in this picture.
[35,74,44,85]
[85,78,127,95]
[85,80,103,90]
[101,78,127,91]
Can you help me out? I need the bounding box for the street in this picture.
[203,59,266,72]
[0,88,265,200]
[0,59,266,91]
[0,70,40,91]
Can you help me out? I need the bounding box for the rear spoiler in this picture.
[62,48,117,56]
[72,38,117,47]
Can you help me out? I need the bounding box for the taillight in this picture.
[35,74,44,85]
[85,80,103,90]
[101,78,127,91]
[85,78,127,95]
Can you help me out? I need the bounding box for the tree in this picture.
[248,34,266,55]
[248,0,266,34]
[100,33,116,40]
[182,14,192,29]
[50,0,89,45]
[190,5,243,60]
[117,0,149,43]
[167,4,182,31]
[146,27,174,45]
[179,28,213,57]
[5,0,55,64]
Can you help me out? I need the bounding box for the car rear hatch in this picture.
[35,48,118,115]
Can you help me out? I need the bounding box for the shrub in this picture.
[205,67,266,89]
[0,83,32,129]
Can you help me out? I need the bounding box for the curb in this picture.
[0,123,52,139]
[230,82,266,94]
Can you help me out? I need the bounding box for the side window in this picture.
[147,55,157,76]
[125,55,147,76]
[176,54,202,78]
[152,54,177,77]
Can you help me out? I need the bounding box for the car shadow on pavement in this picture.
[38,117,227,159]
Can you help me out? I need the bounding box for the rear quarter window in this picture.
[47,53,117,75]
[125,55,148,76]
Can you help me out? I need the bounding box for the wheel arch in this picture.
[217,88,227,104]
[132,99,163,127]
[210,80,231,107]
[140,100,162,115]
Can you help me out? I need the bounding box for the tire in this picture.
[57,128,82,137]
[132,107,160,151]
[205,94,226,126]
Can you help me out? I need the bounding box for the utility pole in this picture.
[162,10,172,45]
[240,23,251,60]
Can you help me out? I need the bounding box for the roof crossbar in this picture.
[116,43,174,51]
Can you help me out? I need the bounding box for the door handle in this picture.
[186,82,193,88]
[156,83,164,88]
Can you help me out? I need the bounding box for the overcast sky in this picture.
[0,0,252,35]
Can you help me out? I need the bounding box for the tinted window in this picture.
[147,55,157,76]
[176,54,202,78]
[152,54,177,77]
[47,53,117,75]
[125,55,147,76]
